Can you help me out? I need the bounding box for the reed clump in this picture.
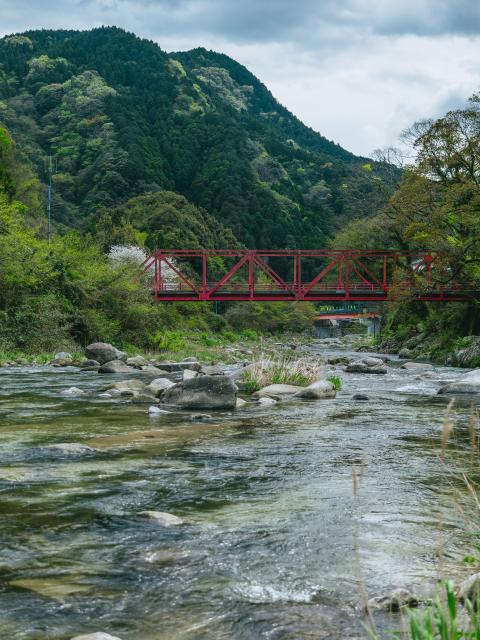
[242,355,323,393]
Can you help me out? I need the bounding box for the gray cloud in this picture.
[0,0,479,154]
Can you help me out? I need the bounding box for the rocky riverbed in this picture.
[1,337,480,639]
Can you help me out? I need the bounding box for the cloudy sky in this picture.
[1,0,479,156]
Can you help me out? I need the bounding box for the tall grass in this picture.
[242,355,323,393]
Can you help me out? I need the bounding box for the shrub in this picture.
[151,330,187,352]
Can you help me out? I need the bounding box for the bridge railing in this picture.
[142,249,473,302]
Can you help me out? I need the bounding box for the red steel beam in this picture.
[144,249,476,302]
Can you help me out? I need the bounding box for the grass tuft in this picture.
[242,355,323,393]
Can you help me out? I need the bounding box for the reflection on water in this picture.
[0,345,479,639]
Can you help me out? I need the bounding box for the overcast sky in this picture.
[1,0,479,156]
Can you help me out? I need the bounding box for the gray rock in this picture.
[190,413,213,421]
[140,365,163,375]
[353,393,369,401]
[258,396,277,406]
[108,380,148,395]
[401,362,433,370]
[182,356,199,363]
[60,386,85,397]
[54,351,72,360]
[154,361,202,372]
[456,572,480,603]
[148,377,175,397]
[367,588,419,611]
[126,355,148,368]
[398,347,414,358]
[439,369,480,394]
[346,358,387,374]
[201,365,224,376]
[71,634,123,640]
[227,363,254,381]
[138,510,184,526]
[236,397,247,408]
[51,358,74,367]
[98,360,131,374]
[294,380,336,399]
[80,359,100,370]
[363,357,384,367]
[163,375,237,410]
[85,342,127,365]
[255,383,304,398]
[183,369,198,380]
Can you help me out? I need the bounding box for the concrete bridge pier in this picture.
[364,315,381,338]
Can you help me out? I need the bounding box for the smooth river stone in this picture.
[255,384,304,397]
[71,634,123,640]
[294,380,336,399]
[10,577,91,602]
[438,369,480,394]
[137,510,184,526]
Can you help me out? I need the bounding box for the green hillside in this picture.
[0,27,396,248]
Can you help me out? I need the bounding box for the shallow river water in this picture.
[1,343,479,639]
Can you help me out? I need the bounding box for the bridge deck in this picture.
[143,250,477,302]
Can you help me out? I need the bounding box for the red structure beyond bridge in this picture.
[143,249,475,302]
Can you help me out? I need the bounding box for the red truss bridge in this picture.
[143,249,475,302]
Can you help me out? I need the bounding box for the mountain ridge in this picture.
[0,26,396,248]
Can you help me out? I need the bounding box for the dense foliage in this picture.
[0,122,316,353]
[0,27,395,249]
[334,93,480,352]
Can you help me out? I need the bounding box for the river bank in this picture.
[1,336,480,639]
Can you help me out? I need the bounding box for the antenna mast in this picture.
[47,155,53,242]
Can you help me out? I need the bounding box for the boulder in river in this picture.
[85,342,127,365]
[71,634,124,640]
[108,380,148,396]
[51,351,74,367]
[346,357,387,374]
[236,397,247,408]
[352,393,369,401]
[98,360,131,374]
[201,365,224,376]
[456,572,480,603]
[294,380,336,399]
[258,396,277,406]
[228,363,254,381]
[138,510,184,526]
[438,369,480,394]
[80,359,100,371]
[153,361,202,372]
[60,387,85,397]
[183,369,198,380]
[148,377,175,397]
[51,357,74,367]
[255,384,304,398]
[401,362,433,370]
[126,355,148,368]
[54,351,72,361]
[162,375,237,410]
[367,588,419,611]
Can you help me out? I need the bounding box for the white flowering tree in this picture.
[107,245,179,286]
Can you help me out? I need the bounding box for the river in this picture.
[0,342,478,639]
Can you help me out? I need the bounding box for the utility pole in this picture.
[47,155,53,243]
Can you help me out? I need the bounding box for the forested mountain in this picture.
[0,27,395,248]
